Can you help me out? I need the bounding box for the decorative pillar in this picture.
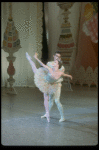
[2,2,21,94]
[57,2,75,91]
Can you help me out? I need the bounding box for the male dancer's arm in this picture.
[62,73,72,80]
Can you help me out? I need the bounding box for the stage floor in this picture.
[1,85,98,146]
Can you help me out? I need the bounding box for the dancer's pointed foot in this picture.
[26,52,32,61]
[59,118,65,122]
[46,112,50,122]
[41,113,50,122]
[47,117,50,122]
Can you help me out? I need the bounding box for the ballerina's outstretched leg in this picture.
[26,52,37,74]
[26,52,50,122]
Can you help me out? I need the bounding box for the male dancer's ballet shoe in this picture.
[59,118,65,122]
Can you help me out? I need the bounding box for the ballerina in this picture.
[26,52,72,122]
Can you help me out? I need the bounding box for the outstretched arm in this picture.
[62,73,73,80]
[34,53,50,71]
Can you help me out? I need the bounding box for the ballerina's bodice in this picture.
[45,72,59,84]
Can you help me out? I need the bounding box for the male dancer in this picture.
[41,51,65,122]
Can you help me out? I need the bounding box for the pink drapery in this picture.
[75,2,98,71]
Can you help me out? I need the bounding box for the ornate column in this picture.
[57,2,75,91]
[2,2,21,94]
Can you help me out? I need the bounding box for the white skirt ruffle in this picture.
[34,67,61,94]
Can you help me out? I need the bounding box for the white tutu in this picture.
[34,67,61,94]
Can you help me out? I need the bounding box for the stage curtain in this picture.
[75,2,98,71]
[41,2,48,64]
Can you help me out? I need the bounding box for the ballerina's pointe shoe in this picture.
[47,117,50,123]
[46,112,50,123]
[46,116,50,123]
[41,113,50,122]
[26,52,32,60]
[59,118,65,122]
[41,114,46,119]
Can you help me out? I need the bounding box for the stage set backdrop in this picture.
[1,2,98,88]
[1,2,43,88]
[44,2,98,87]
[71,2,98,87]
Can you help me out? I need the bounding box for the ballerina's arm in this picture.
[34,53,51,71]
[62,73,73,80]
